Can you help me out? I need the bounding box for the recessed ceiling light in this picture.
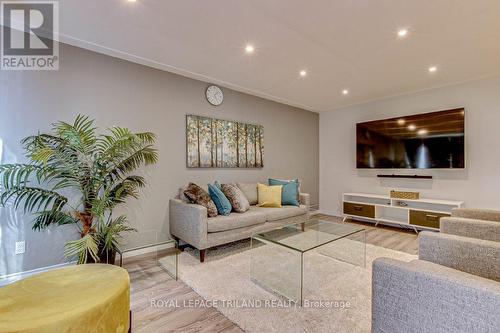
[428,66,438,73]
[127,0,137,2]
[408,124,416,131]
[397,119,406,125]
[342,89,349,95]
[245,44,255,54]
[300,70,307,77]
[397,29,408,37]
[417,129,428,136]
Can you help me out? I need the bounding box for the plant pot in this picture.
[86,248,117,265]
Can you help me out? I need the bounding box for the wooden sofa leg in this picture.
[200,249,206,263]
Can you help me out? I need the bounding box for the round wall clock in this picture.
[206,85,224,106]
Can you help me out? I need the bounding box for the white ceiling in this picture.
[59,0,500,112]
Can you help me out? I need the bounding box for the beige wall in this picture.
[0,44,319,275]
[320,76,500,216]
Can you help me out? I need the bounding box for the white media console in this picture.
[342,192,464,232]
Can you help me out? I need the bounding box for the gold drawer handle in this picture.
[353,205,363,211]
[426,214,438,220]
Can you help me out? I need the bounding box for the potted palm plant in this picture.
[0,115,158,263]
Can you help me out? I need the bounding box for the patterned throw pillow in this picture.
[221,183,250,213]
[183,183,218,217]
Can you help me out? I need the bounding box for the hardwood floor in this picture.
[124,214,418,332]
[125,253,244,333]
[315,214,418,255]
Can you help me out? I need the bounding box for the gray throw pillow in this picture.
[221,183,250,213]
[183,183,218,217]
[236,183,258,205]
[178,185,190,202]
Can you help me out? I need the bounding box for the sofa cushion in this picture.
[207,211,266,233]
[250,205,307,222]
[237,182,258,205]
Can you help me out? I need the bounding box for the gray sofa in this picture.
[372,208,500,333]
[169,189,310,262]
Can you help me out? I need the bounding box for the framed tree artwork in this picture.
[186,115,264,168]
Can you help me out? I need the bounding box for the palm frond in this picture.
[21,132,87,188]
[33,210,78,231]
[96,127,158,164]
[0,164,48,189]
[95,126,136,156]
[22,133,64,154]
[65,233,99,264]
[99,215,135,253]
[52,115,96,154]
[107,146,158,179]
[108,175,146,202]
[88,175,146,220]
[135,132,157,144]
[0,186,67,216]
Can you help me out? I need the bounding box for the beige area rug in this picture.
[172,238,416,333]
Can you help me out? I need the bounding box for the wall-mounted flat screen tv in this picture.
[356,108,465,169]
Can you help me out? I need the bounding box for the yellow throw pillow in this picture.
[257,183,282,208]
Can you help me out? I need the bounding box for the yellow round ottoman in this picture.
[0,264,130,333]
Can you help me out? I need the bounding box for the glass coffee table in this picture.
[250,219,366,305]
[117,230,179,280]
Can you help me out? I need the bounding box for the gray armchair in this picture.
[440,208,500,242]
[372,231,500,333]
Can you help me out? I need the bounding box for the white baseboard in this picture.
[0,244,173,286]
[314,209,343,217]
[121,242,174,259]
[0,261,75,287]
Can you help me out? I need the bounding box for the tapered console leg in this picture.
[200,249,206,263]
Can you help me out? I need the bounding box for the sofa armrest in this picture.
[419,231,500,281]
[372,258,500,333]
[441,216,500,242]
[169,199,208,250]
[299,193,310,211]
[452,208,500,222]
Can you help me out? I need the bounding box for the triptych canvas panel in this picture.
[186,115,264,168]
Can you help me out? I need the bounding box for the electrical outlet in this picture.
[15,241,25,255]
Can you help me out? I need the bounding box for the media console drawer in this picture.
[409,210,450,229]
[343,202,375,218]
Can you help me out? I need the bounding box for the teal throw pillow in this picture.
[268,178,300,206]
[208,183,232,215]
